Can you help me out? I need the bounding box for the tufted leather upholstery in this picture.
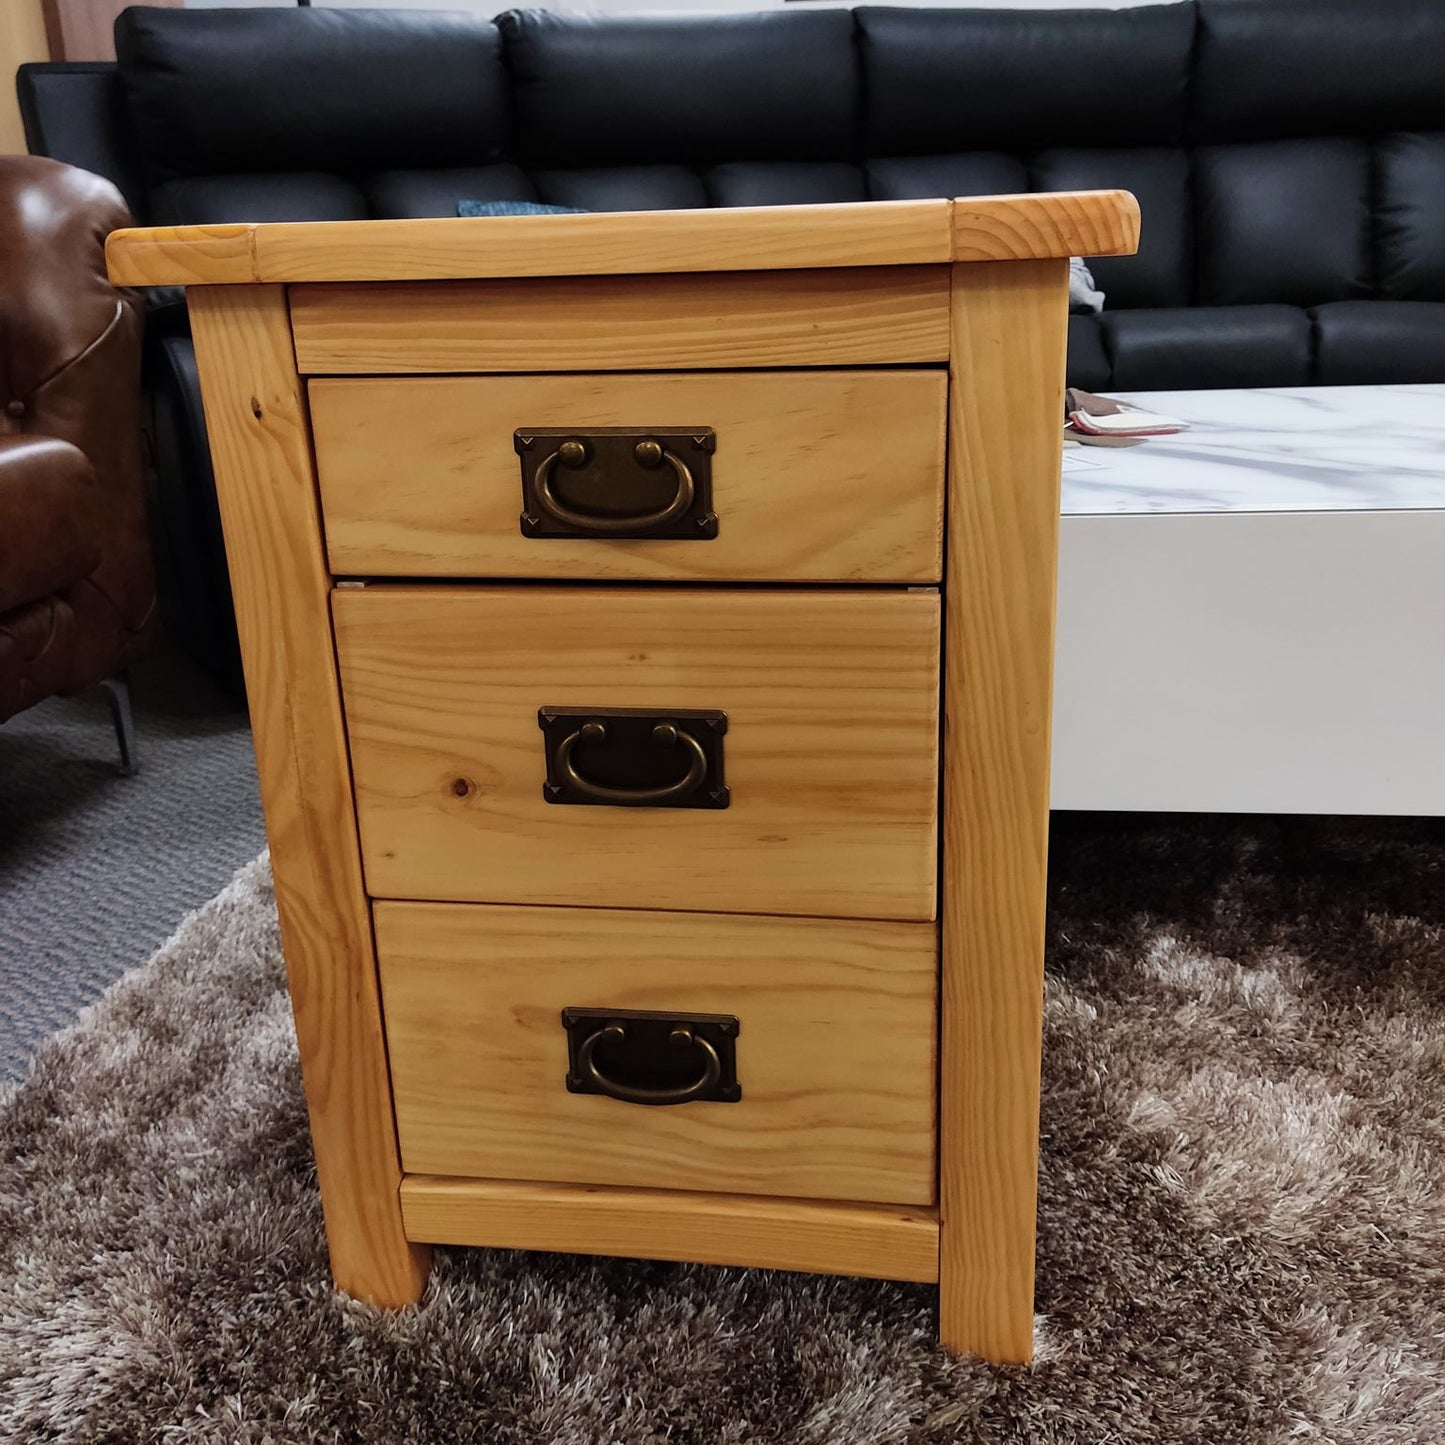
[14,1,1444,678]
[0,156,155,723]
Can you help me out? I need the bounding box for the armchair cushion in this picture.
[0,596,78,722]
[0,436,98,614]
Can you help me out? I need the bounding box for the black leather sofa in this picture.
[17,1,1445,685]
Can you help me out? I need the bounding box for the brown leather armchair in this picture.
[0,155,155,766]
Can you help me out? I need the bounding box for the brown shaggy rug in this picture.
[2,815,1443,1443]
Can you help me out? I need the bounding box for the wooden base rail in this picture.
[400,1177,941,1284]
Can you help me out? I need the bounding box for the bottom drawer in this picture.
[376,901,938,1205]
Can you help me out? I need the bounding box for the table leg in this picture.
[188,284,429,1306]
[940,258,1068,1362]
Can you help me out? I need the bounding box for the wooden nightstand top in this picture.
[106,191,1139,288]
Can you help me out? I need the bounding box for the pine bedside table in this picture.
[108,192,1139,1363]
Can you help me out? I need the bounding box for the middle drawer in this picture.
[334,585,941,920]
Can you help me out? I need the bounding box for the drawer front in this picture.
[376,901,938,1204]
[335,585,940,921]
[311,370,945,583]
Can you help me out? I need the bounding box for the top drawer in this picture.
[310,370,945,583]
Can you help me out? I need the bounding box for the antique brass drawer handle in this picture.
[516,427,718,540]
[538,438,694,533]
[538,707,730,809]
[562,1008,742,1107]
[580,1025,719,1104]
[558,720,705,805]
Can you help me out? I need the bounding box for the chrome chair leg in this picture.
[98,673,137,776]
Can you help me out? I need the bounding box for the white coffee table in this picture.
[1052,384,1445,814]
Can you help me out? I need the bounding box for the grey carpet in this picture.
[0,643,266,1081]
[1,814,1443,1443]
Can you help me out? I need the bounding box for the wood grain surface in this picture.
[376,901,938,1202]
[105,193,1140,288]
[185,285,429,1306]
[401,1177,941,1283]
[310,369,946,582]
[938,258,1071,1363]
[952,190,1141,263]
[288,268,952,374]
[333,585,941,921]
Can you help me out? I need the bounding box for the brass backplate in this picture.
[517,427,718,540]
[538,707,729,809]
[562,1007,742,1106]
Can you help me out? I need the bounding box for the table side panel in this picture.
[1053,508,1445,814]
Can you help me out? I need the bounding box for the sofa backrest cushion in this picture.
[496,8,859,212]
[854,4,1197,311]
[855,4,1195,154]
[1193,139,1372,308]
[1377,134,1445,301]
[99,2,1445,318]
[1191,0,1445,144]
[497,9,857,168]
[1187,0,1445,313]
[115,8,510,186]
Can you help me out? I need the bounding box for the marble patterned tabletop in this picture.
[1060,384,1445,516]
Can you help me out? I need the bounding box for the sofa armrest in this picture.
[16,62,145,219]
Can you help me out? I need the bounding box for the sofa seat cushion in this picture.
[1310,301,1445,384]
[1101,305,1311,390]
[0,435,98,614]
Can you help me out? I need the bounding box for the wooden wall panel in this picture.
[1,0,49,153]
[42,0,183,63]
